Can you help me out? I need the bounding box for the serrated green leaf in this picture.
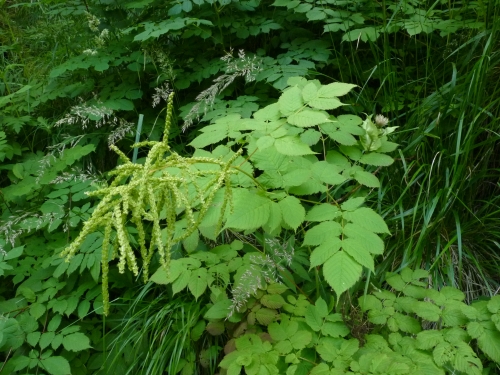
[341,238,374,271]
[183,229,199,253]
[354,170,380,187]
[316,338,339,362]
[487,295,500,313]
[378,140,399,152]
[289,330,312,349]
[261,294,285,309]
[323,251,362,296]
[477,328,500,362]
[77,300,90,319]
[310,363,330,375]
[343,223,384,254]
[51,334,63,350]
[275,136,315,156]
[204,299,232,320]
[282,168,312,187]
[268,322,287,341]
[305,305,323,332]
[267,283,288,295]
[343,207,390,234]
[40,331,55,350]
[47,315,62,332]
[225,191,271,230]
[40,356,71,375]
[386,274,406,291]
[256,135,275,150]
[279,86,303,116]
[412,269,429,280]
[326,150,351,169]
[306,204,341,222]
[433,342,454,367]
[441,287,465,302]
[393,312,421,334]
[339,145,362,160]
[416,330,444,350]
[311,161,346,185]
[288,109,329,127]
[303,221,342,246]
[172,270,191,295]
[278,196,305,230]
[306,8,326,20]
[62,332,91,352]
[323,127,358,145]
[321,322,349,338]
[274,339,293,354]
[315,297,329,317]
[358,295,383,312]
[188,268,208,299]
[341,197,365,211]
[27,332,41,347]
[150,260,183,284]
[308,97,344,110]
[30,303,46,320]
[359,152,394,166]
[254,103,281,121]
[255,308,277,325]
[302,82,319,101]
[263,201,282,235]
[337,114,363,127]
[300,129,322,146]
[414,301,441,321]
[467,322,484,339]
[318,83,357,98]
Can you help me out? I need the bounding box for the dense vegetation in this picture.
[1,0,499,374]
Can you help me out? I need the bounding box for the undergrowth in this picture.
[1,0,499,374]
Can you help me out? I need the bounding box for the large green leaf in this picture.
[275,136,315,156]
[310,238,342,268]
[287,109,330,127]
[311,161,346,185]
[278,196,305,231]
[477,328,500,362]
[254,103,281,121]
[305,204,341,222]
[323,251,362,296]
[303,221,342,246]
[263,201,282,234]
[318,83,357,98]
[342,224,384,254]
[354,170,380,188]
[188,268,208,299]
[62,332,91,352]
[343,207,390,234]
[204,299,232,320]
[341,238,374,271]
[279,86,303,116]
[40,356,71,375]
[225,191,271,230]
[359,152,394,166]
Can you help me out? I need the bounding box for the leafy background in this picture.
[1,0,499,374]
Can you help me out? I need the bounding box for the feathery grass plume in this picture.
[182,49,262,131]
[61,92,241,315]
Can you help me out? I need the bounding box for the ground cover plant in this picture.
[1,0,499,374]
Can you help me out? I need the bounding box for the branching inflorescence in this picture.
[61,92,241,314]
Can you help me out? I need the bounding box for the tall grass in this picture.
[328,5,500,297]
[98,283,219,375]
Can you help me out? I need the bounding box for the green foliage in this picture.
[1,0,499,374]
